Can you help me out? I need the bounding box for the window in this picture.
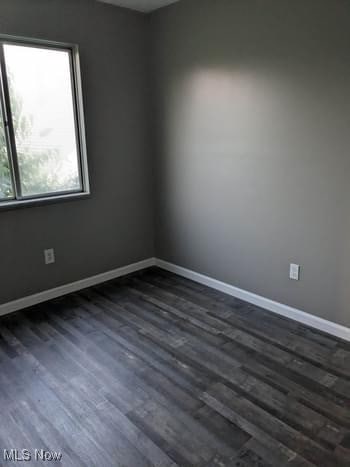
[0,36,89,207]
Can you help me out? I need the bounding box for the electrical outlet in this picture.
[289,263,300,281]
[44,248,55,265]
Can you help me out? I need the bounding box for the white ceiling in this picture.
[98,0,179,13]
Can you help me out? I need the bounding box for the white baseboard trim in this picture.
[1,256,349,342]
[0,257,156,318]
[156,259,350,342]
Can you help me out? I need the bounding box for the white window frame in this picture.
[0,34,90,210]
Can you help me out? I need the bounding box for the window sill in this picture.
[0,191,91,211]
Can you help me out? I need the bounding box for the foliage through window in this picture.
[0,38,88,205]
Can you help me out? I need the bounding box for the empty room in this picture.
[0,0,349,465]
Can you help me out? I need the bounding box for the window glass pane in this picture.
[4,44,81,197]
[0,104,13,199]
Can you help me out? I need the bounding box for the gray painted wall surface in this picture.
[0,0,154,303]
[2,0,350,330]
[151,0,350,327]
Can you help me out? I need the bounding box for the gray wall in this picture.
[0,0,154,304]
[2,0,350,330]
[151,0,350,327]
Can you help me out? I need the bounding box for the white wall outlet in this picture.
[289,263,300,281]
[44,248,55,265]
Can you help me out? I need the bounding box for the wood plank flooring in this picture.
[0,267,349,466]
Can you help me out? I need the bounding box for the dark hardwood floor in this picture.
[0,267,349,466]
